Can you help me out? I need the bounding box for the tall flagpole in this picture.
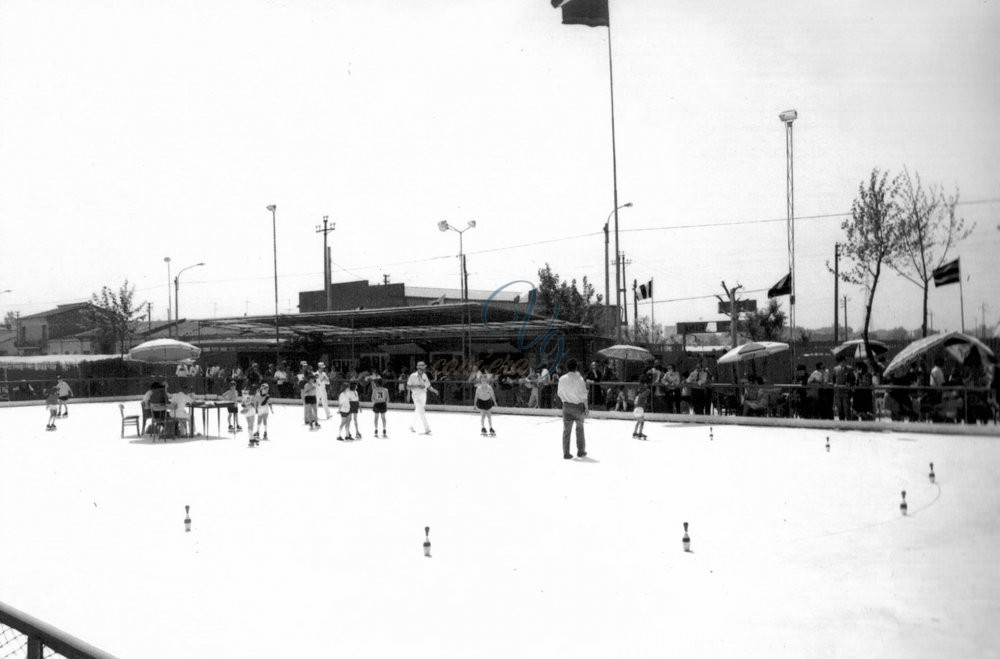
[958,258,965,333]
[607,15,623,342]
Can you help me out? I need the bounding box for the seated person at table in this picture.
[171,385,196,436]
[221,380,242,432]
[144,381,170,429]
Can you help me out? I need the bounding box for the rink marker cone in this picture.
[899,491,908,516]
[423,526,431,558]
[825,436,830,452]
[709,427,713,441]
[682,522,691,552]
[929,462,935,484]
[184,505,191,532]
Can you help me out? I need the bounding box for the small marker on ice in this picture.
[709,427,713,441]
[682,522,691,552]
[929,462,935,484]
[423,526,431,558]
[184,505,191,532]
[899,491,908,516]
[825,436,830,452]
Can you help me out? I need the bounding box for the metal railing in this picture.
[0,600,118,659]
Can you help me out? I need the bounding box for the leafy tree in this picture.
[742,298,786,341]
[87,280,148,355]
[3,310,16,331]
[624,316,667,344]
[831,169,905,368]
[892,168,974,337]
[536,264,604,327]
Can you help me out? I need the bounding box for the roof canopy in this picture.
[201,302,590,344]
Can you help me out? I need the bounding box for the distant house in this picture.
[0,329,17,356]
[298,280,522,313]
[14,303,107,355]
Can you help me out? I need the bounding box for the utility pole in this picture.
[383,274,390,286]
[603,222,610,336]
[315,216,335,311]
[842,295,849,339]
[833,243,840,343]
[632,279,638,335]
[718,281,743,350]
[615,252,632,337]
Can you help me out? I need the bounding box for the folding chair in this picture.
[119,403,142,438]
[149,403,169,441]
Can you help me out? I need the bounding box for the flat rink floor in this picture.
[1,402,998,659]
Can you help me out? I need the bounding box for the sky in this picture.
[1,0,998,335]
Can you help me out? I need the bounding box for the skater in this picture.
[370,376,389,437]
[255,383,274,440]
[221,380,242,432]
[348,380,362,439]
[45,387,59,430]
[55,375,73,417]
[556,358,588,459]
[316,362,332,420]
[474,374,498,436]
[407,361,439,435]
[633,385,649,439]
[301,374,320,430]
[240,388,258,445]
[336,381,353,440]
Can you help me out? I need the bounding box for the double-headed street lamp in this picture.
[604,202,632,339]
[174,262,205,328]
[438,220,477,361]
[437,220,477,301]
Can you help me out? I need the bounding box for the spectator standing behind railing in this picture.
[832,355,854,421]
[647,360,664,412]
[853,362,874,421]
[806,363,824,419]
[687,362,711,415]
[662,364,681,413]
[585,361,605,409]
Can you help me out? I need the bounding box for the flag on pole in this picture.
[638,280,653,300]
[932,258,960,287]
[767,272,791,298]
[550,0,609,27]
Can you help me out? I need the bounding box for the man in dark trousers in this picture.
[556,358,589,459]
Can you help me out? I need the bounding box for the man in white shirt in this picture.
[407,361,439,434]
[557,358,588,459]
[171,385,196,437]
[316,362,332,420]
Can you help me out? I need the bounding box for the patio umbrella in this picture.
[717,341,789,365]
[882,331,995,379]
[831,339,889,360]
[596,344,655,362]
[127,338,202,364]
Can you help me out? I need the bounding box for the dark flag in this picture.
[550,0,609,27]
[638,280,653,300]
[932,258,960,287]
[768,272,791,298]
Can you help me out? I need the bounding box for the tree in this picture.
[536,264,604,327]
[891,168,974,337]
[831,169,905,368]
[87,280,148,355]
[3,310,16,331]
[624,316,668,344]
[742,298,786,341]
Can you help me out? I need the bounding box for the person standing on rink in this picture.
[407,361,438,435]
[556,358,588,460]
[316,362,332,420]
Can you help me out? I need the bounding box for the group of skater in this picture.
[44,376,74,431]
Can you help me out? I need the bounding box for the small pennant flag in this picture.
[550,0,609,27]
[638,280,653,300]
[932,258,960,287]
[768,272,791,298]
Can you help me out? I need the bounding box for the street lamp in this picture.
[174,262,205,329]
[779,108,797,374]
[438,220,477,301]
[439,220,477,361]
[163,257,172,336]
[267,205,280,364]
[604,202,632,338]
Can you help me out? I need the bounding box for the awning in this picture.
[377,342,428,355]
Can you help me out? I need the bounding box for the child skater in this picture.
[336,381,353,441]
[241,388,259,447]
[45,386,59,431]
[302,374,320,430]
[222,380,242,432]
[348,380,362,439]
[632,384,649,439]
[255,383,274,440]
[474,374,498,436]
[370,375,389,437]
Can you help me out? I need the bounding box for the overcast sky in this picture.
[1,0,997,334]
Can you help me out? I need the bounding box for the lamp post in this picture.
[267,205,280,364]
[604,202,631,338]
[174,262,205,331]
[438,220,477,360]
[163,257,172,337]
[779,109,797,374]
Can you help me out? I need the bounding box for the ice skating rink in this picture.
[1,401,998,659]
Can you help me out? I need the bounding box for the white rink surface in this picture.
[1,402,999,659]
